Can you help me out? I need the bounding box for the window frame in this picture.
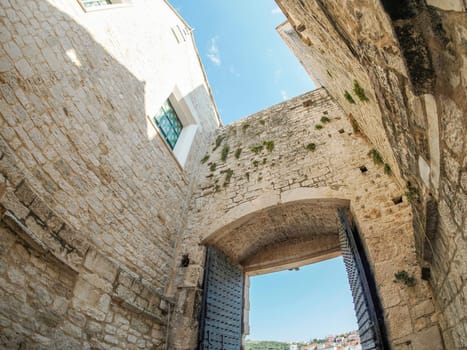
[153,99,183,151]
[76,0,132,12]
[149,91,199,168]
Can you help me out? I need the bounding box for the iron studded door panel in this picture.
[338,209,388,350]
[199,246,243,350]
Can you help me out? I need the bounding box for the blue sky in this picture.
[170,0,315,124]
[169,0,357,342]
[248,258,358,342]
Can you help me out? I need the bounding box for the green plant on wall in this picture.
[263,140,274,152]
[315,124,323,130]
[368,148,384,165]
[344,91,355,104]
[201,154,209,164]
[320,116,330,123]
[306,143,316,151]
[394,270,416,287]
[213,135,225,151]
[250,145,263,154]
[353,80,369,102]
[223,168,233,186]
[384,163,392,175]
[349,114,360,133]
[209,163,217,172]
[221,145,229,162]
[405,182,419,203]
[234,148,242,159]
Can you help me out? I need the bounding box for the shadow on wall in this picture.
[0,0,213,348]
[0,0,211,276]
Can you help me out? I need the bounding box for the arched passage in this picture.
[170,90,442,349]
[199,196,389,349]
[203,197,348,275]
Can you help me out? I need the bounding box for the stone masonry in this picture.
[171,89,443,349]
[0,0,218,349]
[275,0,466,347]
[0,0,465,349]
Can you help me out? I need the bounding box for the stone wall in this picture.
[172,89,443,349]
[0,0,219,348]
[0,139,171,349]
[275,1,466,347]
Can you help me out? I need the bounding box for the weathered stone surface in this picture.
[275,0,466,347]
[0,0,464,349]
[171,89,441,347]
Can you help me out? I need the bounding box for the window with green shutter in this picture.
[154,100,183,150]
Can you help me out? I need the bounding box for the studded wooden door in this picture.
[338,209,389,350]
[198,246,244,350]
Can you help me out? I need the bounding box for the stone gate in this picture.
[170,89,443,349]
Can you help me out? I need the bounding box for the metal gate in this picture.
[338,209,389,350]
[198,246,244,350]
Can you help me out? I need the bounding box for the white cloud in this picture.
[207,36,221,66]
[229,65,240,77]
[281,90,288,100]
[271,6,282,14]
[274,69,282,83]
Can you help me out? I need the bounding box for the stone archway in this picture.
[170,90,443,349]
[199,196,390,349]
[203,196,347,274]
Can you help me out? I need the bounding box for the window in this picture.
[80,0,111,8]
[154,100,183,150]
[77,0,130,11]
[149,89,200,168]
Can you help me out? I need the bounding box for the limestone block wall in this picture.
[0,140,171,349]
[172,89,443,349]
[275,1,466,347]
[0,0,219,348]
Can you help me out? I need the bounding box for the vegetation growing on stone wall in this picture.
[242,123,250,132]
[234,148,242,159]
[262,158,267,164]
[384,163,392,175]
[353,80,369,102]
[405,182,419,203]
[306,143,316,151]
[251,145,263,154]
[253,160,259,167]
[209,163,217,172]
[221,145,230,162]
[394,270,416,287]
[213,135,225,151]
[259,119,265,125]
[320,116,330,123]
[201,154,209,164]
[344,90,355,104]
[223,169,234,186]
[245,172,250,181]
[315,124,323,130]
[348,113,360,134]
[263,140,274,152]
[368,148,384,165]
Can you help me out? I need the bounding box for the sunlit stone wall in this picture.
[0,0,218,348]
